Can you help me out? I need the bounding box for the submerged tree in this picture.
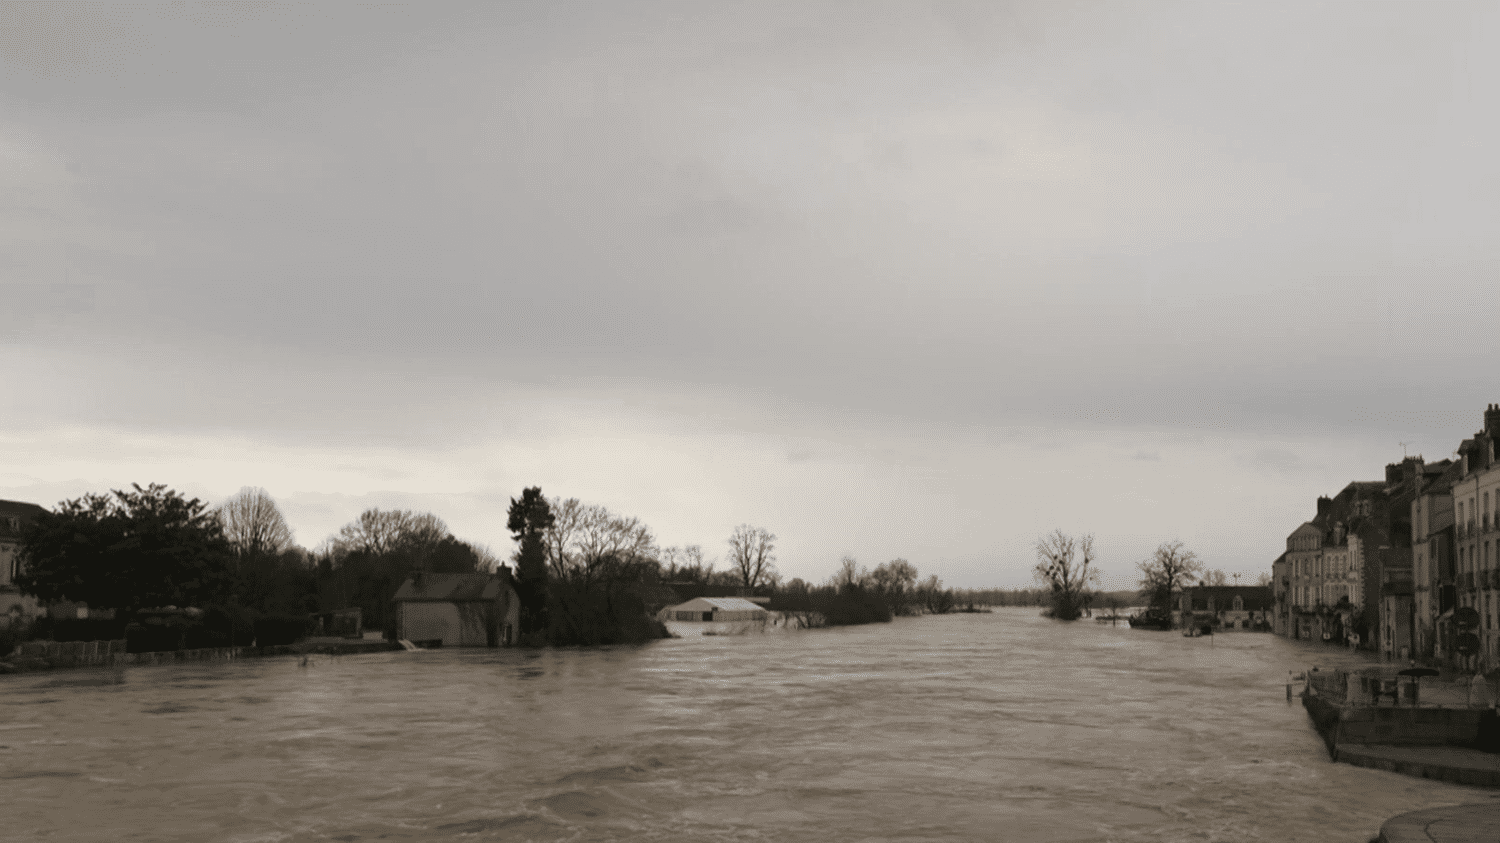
[1137,540,1203,612]
[1033,530,1099,621]
[870,558,919,614]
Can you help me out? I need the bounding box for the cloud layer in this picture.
[4,2,1497,585]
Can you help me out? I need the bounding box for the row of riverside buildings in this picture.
[1272,404,1500,669]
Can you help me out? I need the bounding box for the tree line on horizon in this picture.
[506,487,967,643]
[7,481,972,650]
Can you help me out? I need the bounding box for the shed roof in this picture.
[392,573,508,603]
[667,596,768,613]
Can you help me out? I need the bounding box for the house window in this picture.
[1232,596,1243,611]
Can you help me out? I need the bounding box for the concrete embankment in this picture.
[1301,672,1500,787]
[1379,800,1500,843]
[0,638,400,673]
[1341,744,1500,788]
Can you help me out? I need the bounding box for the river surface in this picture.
[4,608,1499,842]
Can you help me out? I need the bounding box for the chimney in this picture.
[1317,496,1332,518]
[1486,403,1500,438]
[1401,457,1420,485]
[1385,463,1402,485]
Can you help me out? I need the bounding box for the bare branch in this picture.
[217,487,295,558]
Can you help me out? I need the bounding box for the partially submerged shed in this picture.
[659,596,769,623]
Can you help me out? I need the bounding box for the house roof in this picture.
[0,499,46,516]
[0,499,46,539]
[1183,585,1275,611]
[392,573,510,603]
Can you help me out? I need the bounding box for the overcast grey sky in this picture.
[3,1,1498,587]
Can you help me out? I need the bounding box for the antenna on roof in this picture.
[1399,442,1409,458]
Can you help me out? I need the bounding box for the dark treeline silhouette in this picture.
[947,588,1142,612]
[952,588,1049,607]
[10,484,499,652]
[11,482,984,652]
[766,556,958,626]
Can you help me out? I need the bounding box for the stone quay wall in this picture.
[1302,687,1488,756]
[2,638,400,673]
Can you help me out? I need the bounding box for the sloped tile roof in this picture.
[392,573,505,603]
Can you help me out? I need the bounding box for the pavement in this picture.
[1379,800,1500,843]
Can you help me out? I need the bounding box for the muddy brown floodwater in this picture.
[3,608,1495,842]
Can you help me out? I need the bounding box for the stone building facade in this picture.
[1443,404,1500,669]
[0,499,47,629]
[1411,461,1458,661]
[1273,459,1433,650]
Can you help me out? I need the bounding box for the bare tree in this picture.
[1202,569,1228,587]
[660,544,714,583]
[217,487,295,558]
[871,558,919,614]
[541,498,656,588]
[332,508,450,567]
[335,508,409,556]
[1137,540,1203,610]
[726,524,777,588]
[1257,571,1272,587]
[541,497,585,579]
[831,555,867,591]
[1034,530,1100,621]
[915,574,955,614]
[470,543,505,574]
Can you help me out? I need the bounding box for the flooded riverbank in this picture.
[4,608,1495,842]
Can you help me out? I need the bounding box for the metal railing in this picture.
[1300,666,1497,709]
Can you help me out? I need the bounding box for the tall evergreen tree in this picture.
[507,487,554,639]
